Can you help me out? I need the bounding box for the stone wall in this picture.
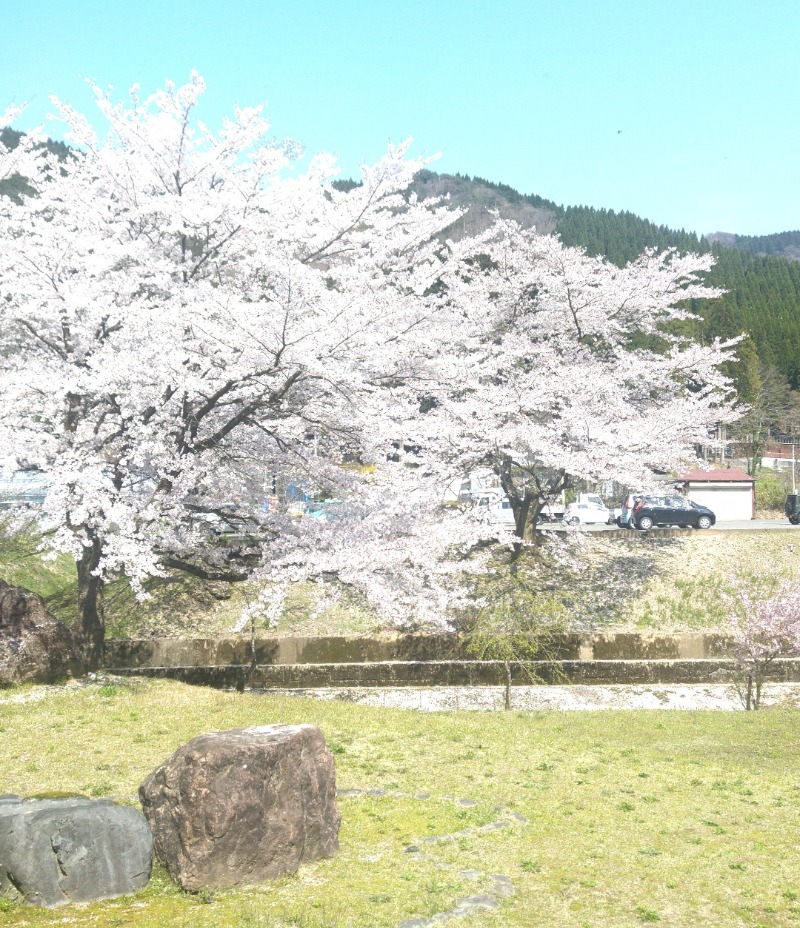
[102,632,800,689]
[104,632,735,670]
[109,657,800,688]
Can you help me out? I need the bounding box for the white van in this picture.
[479,496,516,526]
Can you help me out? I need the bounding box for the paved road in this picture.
[545,519,800,533]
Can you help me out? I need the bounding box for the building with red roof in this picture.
[677,467,755,521]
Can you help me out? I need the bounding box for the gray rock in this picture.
[140,724,340,891]
[457,798,478,807]
[0,797,152,907]
[451,893,500,914]
[479,820,511,832]
[457,868,482,880]
[0,580,85,687]
[489,874,516,897]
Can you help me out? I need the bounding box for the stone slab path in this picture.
[337,788,524,927]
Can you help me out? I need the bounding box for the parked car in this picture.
[479,496,516,526]
[631,496,715,530]
[563,498,615,526]
[536,500,566,523]
[785,494,800,525]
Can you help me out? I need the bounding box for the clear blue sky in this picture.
[3,0,799,236]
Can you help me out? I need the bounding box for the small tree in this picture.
[728,587,800,709]
[460,568,569,709]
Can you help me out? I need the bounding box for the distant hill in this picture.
[402,172,800,390]
[706,230,800,261]
[403,171,707,266]
[406,170,560,240]
[0,127,70,203]
[7,129,800,393]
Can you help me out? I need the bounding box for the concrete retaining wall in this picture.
[104,633,793,689]
[104,632,735,669]
[110,657,800,689]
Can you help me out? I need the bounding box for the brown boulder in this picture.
[0,580,85,687]
[139,724,340,891]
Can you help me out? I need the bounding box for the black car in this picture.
[785,494,800,525]
[631,496,715,530]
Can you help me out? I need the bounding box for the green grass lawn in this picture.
[1,679,799,927]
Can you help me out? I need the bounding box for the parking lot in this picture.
[551,518,800,533]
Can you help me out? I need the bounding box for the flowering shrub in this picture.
[728,586,800,708]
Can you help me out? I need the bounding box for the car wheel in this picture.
[790,516,799,525]
[568,516,581,526]
[697,515,712,530]
[637,516,653,531]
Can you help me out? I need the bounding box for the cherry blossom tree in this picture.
[728,586,800,709]
[0,75,461,665]
[246,226,743,630]
[394,220,741,551]
[0,78,744,661]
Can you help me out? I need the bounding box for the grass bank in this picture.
[1,679,799,927]
[612,530,800,632]
[3,524,800,638]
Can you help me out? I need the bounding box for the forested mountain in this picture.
[404,171,708,264]
[0,128,69,202]
[401,172,800,396]
[696,249,800,379]
[6,131,800,399]
[706,229,800,261]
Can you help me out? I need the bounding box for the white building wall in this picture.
[687,485,753,521]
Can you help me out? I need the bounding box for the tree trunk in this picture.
[504,660,512,710]
[77,536,105,671]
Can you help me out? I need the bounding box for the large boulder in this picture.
[139,724,340,891]
[0,580,85,687]
[0,796,152,907]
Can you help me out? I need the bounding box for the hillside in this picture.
[6,127,800,398]
[0,127,70,202]
[707,229,800,261]
[405,170,707,265]
[405,172,800,394]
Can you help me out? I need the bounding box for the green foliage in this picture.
[461,582,568,665]
[0,127,70,204]
[0,521,78,623]
[699,246,800,390]
[557,205,708,268]
[754,469,791,512]
[725,336,762,404]
[724,229,800,260]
